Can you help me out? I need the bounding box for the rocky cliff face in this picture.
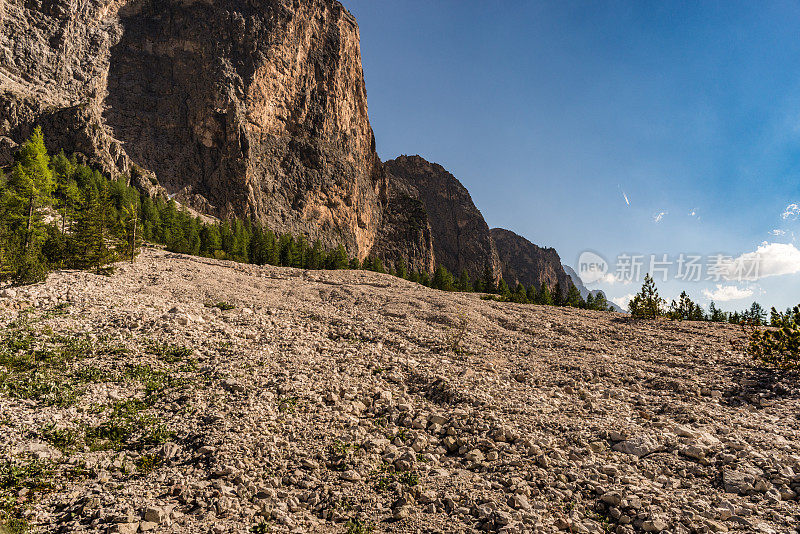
[383,155,501,280]
[370,177,436,274]
[491,228,571,294]
[1,0,386,258]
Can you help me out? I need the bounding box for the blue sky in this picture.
[344,0,800,312]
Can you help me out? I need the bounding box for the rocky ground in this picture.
[1,248,799,534]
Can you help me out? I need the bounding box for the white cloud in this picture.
[590,272,632,286]
[725,242,800,280]
[653,211,667,223]
[599,273,618,284]
[771,229,787,236]
[611,293,636,309]
[782,203,800,220]
[702,285,754,302]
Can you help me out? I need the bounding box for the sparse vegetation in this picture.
[445,314,469,355]
[345,517,373,534]
[206,301,235,311]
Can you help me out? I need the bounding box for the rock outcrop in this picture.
[383,155,501,280]
[1,0,386,258]
[491,228,571,294]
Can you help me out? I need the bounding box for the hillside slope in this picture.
[1,250,799,533]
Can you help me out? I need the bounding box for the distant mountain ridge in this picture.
[563,265,624,312]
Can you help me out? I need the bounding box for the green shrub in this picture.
[749,305,800,370]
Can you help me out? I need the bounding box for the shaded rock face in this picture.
[383,155,501,281]
[370,177,436,274]
[491,228,571,294]
[1,0,386,258]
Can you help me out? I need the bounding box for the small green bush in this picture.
[749,305,800,370]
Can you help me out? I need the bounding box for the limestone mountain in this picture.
[382,155,502,281]
[491,228,572,294]
[1,0,386,258]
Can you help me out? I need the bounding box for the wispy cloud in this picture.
[702,285,754,302]
[782,203,800,220]
[771,229,787,236]
[653,211,667,223]
[618,185,630,206]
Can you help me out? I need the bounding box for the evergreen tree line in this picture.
[0,128,613,315]
[481,269,614,311]
[0,128,141,283]
[628,273,774,325]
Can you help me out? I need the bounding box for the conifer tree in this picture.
[536,281,554,305]
[566,283,583,308]
[553,282,564,306]
[76,180,116,273]
[457,269,470,291]
[396,259,409,280]
[526,285,537,303]
[628,274,664,319]
[119,203,142,262]
[432,265,454,291]
[5,127,56,282]
[709,301,726,322]
[328,244,349,270]
[481,264,496,294]
[497,278,510,297]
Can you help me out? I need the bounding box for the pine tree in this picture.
[5,127,56,282]
[566,283,583,308]
[432,265,454,291]
[396,259,408,280]
[482,263,496,294]
[709,301,726,322]
[497,278,510,297]
[327,244,349,270]
[200,224,222,256]
[526,285,537,303]
[537,281,554,305]
[628,274,664,319]
[76,181,116,273]
[119,203,142,262]
[457,269,470,291]
[553,282,564,306]
[511,283,528,303]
